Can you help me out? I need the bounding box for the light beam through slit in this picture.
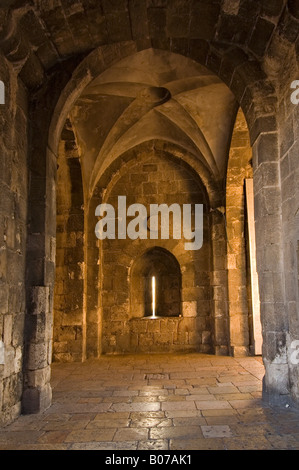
[152,275,156,318]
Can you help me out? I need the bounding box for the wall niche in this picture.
[99,150,212,355]
[130,247,182,319]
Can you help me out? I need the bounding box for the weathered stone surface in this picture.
[0,0,298,427]
[97,151,211,355]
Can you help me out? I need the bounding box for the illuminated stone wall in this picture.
[0,0,298,426]
[99,151,212,354]
[0,52,28,425]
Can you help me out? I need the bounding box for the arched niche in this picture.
[130,247,182,319]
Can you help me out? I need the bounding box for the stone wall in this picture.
[128,317,208,354]
[0,53,28,425]
[53,121,84,362]
[98,151,212,354]
[0,0,298,423]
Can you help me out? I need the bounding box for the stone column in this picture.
[85,195,102,359]
[22,137,57,414]
[226,108,253,357]
[22,287,52,414]
[210,209,229,355]
[253,132,290,406]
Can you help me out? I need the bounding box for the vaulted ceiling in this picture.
[69,49,237,194]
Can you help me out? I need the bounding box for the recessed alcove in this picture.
[131,247,181,319]
[98,149,212,355]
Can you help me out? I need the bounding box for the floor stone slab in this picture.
[201,425,233,438]
[1,354,299,450]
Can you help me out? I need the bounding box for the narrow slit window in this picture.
[152,276,156,318]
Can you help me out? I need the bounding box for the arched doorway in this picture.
[21,40,295,415]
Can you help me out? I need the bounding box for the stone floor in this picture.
[1,353,299,450]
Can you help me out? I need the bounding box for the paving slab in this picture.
[1,353,299,450]
[201,425,233,438]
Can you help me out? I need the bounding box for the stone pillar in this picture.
[85,196,102,359]
[210,209,229,355]
[226,190,250,357]
[277,77,299,406]
[226,108,252,357]
[22,130,57,414]
[22,287,52,414]
[253,132,290,406]
[53,126,84,363]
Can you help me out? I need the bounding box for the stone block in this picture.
[108,321,126,336]
[27,342,48,370]
[0,248,7,282]
[227,253,237,269]
[188,329,201,345]
[222,0,240,15]
[138,332,155,347]
[260,302,287,332]
[52,352,74,362]
[257,133,278,165]
[3,314,13,346]
[143,182,157,195]
[27,366,51,388]
[153,332,173,345]
[0,340,4,365]
[0,284,8,314]
[147,7,167,38]
[147,319,161,333]
[202,330,211,345]
[130,319,148,334]
[260,0,284,16]
[212,285,226,302]
[130,173,148,185]
[30,286,50,316]
[22,382,52,415]
[142,163,158,172]
[195,316,208,330]
[53,341,68,354]
[248,18,275,57]
[232,345,249,357]
[130,331,139,349]
[3,371,22,407]
[3,345,16,378]
[28,311,53,345]
[177,317,194,333]
[173,331,189,345]
[183,301,197,317]
[9,285,25,314]
[60,310,83,327]
[160,318,178,333]
[189,3,220,40]
[166,13,189,37]
[196,300,211,316]
[113,333,131,352]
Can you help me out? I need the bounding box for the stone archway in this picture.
[93,146,213,356]
[22,41,290,414]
